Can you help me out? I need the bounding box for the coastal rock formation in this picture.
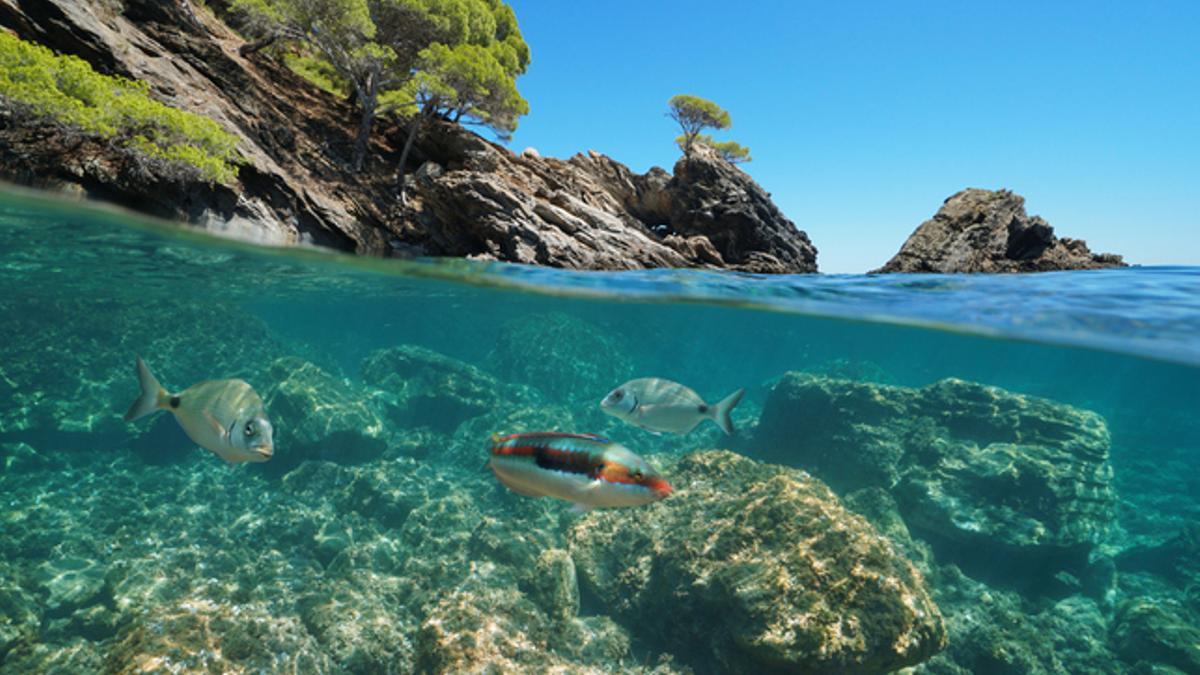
[398,124,818,272]
[753,374,1116,581]
[0,0,818,272]
[569,450,947,674]
[873,188,1125,273]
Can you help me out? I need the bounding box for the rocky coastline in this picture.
[0,1,1132,275]
[0,0,817,274]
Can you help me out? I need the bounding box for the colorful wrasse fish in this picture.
[123,357,274,463]
[601,377,745,435]
[488,432,672,510]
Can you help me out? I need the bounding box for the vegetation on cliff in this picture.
[667,94,751,163]
[0,32,241,183]
[231,0,529,172]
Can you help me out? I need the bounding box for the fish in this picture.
[123,356,274,463]
[488,432,672,510]
[600,378,745,435]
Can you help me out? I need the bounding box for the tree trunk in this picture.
[396,111,425,206]
[238,33,278,56]
[351,73,379,172]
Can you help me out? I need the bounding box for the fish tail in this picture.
[711,388,745,435]
[123,356,169,422]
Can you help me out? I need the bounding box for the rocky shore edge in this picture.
[0,1,1125,274]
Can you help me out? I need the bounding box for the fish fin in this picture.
[203,411,227,439]
[711,388,746,435]
[569,503,594,514]
[123,356,169,422]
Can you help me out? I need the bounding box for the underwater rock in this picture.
[360,344,509,433]
[107,596,333,673]
[298,587,416,673]
[872,188,1126,273]
[922,564,1119,674]
[262,357,387,471]
[0,583,39,660]
[35,556,109,617]
[755,374,1115,582]
[1115,523,1200,585]
[489,312,634,404]
[415,585,554,672]
[1111,598,1200,673]
[1,441,49,473]
[569,450,946,674]
[525,548,581,623]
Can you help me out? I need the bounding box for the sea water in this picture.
[0,184,1197,673]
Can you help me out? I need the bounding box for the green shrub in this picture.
[0,32,241,183]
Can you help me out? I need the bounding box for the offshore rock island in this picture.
[874,188,1126,274]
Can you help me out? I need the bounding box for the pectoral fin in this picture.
[569,503,594,514]
[203,411,227,439]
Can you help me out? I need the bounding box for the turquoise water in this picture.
[1,185,1198,673]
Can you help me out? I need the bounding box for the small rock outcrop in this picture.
[569,450,947,674]
[873,188,1125,273]
[399,126,818,272]
[753,374,1116,582]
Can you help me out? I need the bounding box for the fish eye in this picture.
[612,390,624,401]
[632,469,643,480]
[244,422,256,437]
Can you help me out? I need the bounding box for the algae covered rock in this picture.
[755,374,1115,578]
[488,312,634,403]
[1111,598,1200,673]
[361,345,508,433]
[569,450,946,674]
[525,548,580,623]
[298,586,415,673]
[0,583,39,660]
[263,357,387,470]
[107,596,332,674]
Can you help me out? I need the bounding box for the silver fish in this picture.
[123,357,274,463]
[600,378,744,435]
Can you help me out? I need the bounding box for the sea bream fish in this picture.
[488,432,672,510]
[600,378,745,435]
[123,356,274,463]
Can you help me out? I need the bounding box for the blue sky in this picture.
[505,1,1199,273]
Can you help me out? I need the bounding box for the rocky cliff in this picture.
[873,188,1125,273]
[0,0,818,273]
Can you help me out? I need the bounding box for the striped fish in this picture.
[488,432,672,510]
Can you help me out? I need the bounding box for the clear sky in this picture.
[505,1,1199,273]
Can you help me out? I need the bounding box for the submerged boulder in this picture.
[488,312,633,405]
[873,188,1125,273]
[1110,598,1200,673]
[262,357,387,470]
[569,450,946,674]
[361,345,507,433]
[754,374,1115,582]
